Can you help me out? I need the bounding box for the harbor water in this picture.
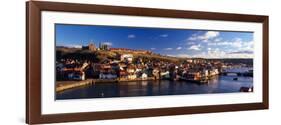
[56,75,253,100]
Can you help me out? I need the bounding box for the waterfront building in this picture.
[99,72,117,79]
[152,68,160,79]
[128,74,137,80]
[209,69,219,76]
[66,71,85,80]
[160,71,170,79]
[141,73,148,79]
[119,69,128,78]
[126,64,137,80]
[186,71,201,81]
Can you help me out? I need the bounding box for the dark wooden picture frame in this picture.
[26,1,269,124]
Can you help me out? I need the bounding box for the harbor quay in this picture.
[56,77,157,92]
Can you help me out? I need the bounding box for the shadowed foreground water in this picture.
[56,76,253,100]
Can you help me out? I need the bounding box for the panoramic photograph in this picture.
[55,24,254,100]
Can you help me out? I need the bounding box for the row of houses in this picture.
[56,55,223,83]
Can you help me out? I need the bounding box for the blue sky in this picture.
[56,24,254,58]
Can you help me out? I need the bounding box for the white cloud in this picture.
[187,41,195,45]
[207,49,226,58]
[188,31,220,42]
[176,47,182,50]
[160,34,168,37]
[150,48,156,50]
[188,34,198,41]
[228,50,253,54]
[186,37,254,58]
[128,34,136,38]
[208,41,240,47]
[188,44,201,51]
[204,31,220,39]
[103,42,112,46]
[207,38,254,52]
[60,44,82,48]
[243,41,254,51]
[214,38,222,42]
[164,48,173,50]
[192,48,253,58]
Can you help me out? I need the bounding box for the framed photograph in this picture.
[26,1,269,124]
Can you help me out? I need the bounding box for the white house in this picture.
[120,54,133,63]
[99,73,117,79]
[141,73,148,79]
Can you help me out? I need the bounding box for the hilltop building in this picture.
[99,42,110,50]
[82,42,96,52]
[109,48,152,55]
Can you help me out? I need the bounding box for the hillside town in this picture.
[56,43,253,84]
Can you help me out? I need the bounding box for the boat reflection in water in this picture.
[56,75,253,100]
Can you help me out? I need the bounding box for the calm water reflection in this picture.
[56,76,253,100]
